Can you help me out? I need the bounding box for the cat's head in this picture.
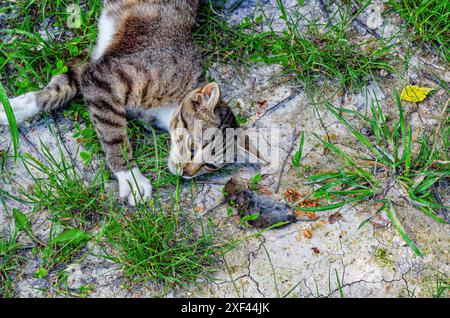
[168,82,266,178]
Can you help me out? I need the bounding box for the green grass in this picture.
[10,129,104,269]
[21,129,108,226]
[195,0,396,90]
[335,269,345,298]
[291,91,449,256]
[0,0,101,94]
[390,0,450,61]
[402,269,450,298]
[0,82,19,161]
[103,183,220,287]
[0,229,23,297]
[430,270,449,298]
[292,131,305,173]
[0,0,103,176]
[0,143,14,182]
[1,122,222,287]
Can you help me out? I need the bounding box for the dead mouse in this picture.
[224,177,317,229]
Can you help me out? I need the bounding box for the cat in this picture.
[0,0,266,206]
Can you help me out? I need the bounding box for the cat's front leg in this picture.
[84,96,152,206]
[116,167,152,206]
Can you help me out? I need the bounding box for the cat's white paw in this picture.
[116,168,152,206]
[0,92,40,125]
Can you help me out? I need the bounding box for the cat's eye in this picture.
[190,144,195,157]
[204,163,218,170]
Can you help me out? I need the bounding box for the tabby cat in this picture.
[0,0,265,205]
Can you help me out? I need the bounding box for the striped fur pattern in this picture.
[0,0,264,205]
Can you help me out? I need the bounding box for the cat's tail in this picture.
[0,59,86,125]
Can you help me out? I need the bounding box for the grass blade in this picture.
[0,81,19,161]
[385,201,423,257]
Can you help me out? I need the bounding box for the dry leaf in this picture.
[284,188,302,203]
[400,85,433,102]
[232,215,241,222]
[285,188,321,210]
[303,228,313,239]
[297,199,321,208]
[322,133,338,142]
[328,212,343,224]
[295,211,318,219]
[295,211,306,218]
[258,185,272,195]
[257,99,268,107]
[306,212,316,219]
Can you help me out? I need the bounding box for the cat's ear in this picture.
[195,82,220,112]
[237,133,270,165]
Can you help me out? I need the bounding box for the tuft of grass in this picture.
[12,129,105,269]
[0,0,102,94]
[40,226,91,270]
[20,129,108,225]
[101,143,223,288]
[292,131,305,172]
[103,182,220,287]
[430,270,449,298]
[291,92,449,256]
[389,0,450,61]
[0,143,14,182]
[195,0,396,90]
[0,229,23,298]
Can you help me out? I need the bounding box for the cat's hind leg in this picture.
[0,92,40,125]
[0,71,79,125]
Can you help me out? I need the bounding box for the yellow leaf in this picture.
[400,85,433,102]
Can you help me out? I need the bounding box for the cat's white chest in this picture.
[129,104,178,132]
[92,12,117,61]
[150,104,178,131]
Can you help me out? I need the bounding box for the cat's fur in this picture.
[0,0,265,205]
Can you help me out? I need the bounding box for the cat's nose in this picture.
[182,163,201,177]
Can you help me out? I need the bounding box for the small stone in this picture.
[360,4,383,30]
[311,247,320,254]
